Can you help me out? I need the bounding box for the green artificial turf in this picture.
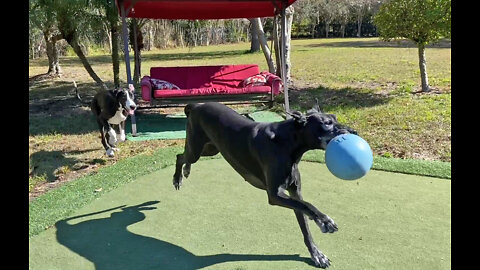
[29,158,450,270]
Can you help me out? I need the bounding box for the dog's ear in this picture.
[287,111,307,127]
[312,98,321,113]
[128,84,135,93]
[115,89,125,98]
[327,114,337,122]
[306,98,322,115]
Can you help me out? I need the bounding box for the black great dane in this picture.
[173,102,357,268]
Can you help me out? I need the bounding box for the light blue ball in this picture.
[325,134,373,180]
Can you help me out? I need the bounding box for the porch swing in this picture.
[116,0,296,136]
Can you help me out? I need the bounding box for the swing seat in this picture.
[140,64,282,107]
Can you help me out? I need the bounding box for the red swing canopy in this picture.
[116,0,297,20]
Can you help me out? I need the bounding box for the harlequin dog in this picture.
[91,85,137,157]
[172,102,357,268]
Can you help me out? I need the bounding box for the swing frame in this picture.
[116,0,295,136]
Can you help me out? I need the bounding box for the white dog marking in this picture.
[107,128,117,146]
[118,129,126,142]
[108,106,127,125]
[126,94,136,111]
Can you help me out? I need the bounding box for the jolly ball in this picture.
[325,134,373,180]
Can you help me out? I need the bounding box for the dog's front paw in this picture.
[173,175,183,190]
[309,245,331,268]
[314,215,338,233]
[106,148,115,157]
[118,131,126,142]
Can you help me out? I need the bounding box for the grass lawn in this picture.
[29,37,450,198]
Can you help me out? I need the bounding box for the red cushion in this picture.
[153,86,272,98]
[150,65,260,89]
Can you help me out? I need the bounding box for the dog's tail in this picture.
[184,103,200,117]
[73,81,91,105]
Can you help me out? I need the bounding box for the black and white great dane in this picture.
[172,102,357,268]
[91,84,137,157]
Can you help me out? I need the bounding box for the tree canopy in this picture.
[374,0,451,46]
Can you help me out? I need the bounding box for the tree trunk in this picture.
[249,19,260,52]
[130,19,144,85]
[418,44,430,92]
[284,6,294,81]
[325,23,329,38]
[104,23,112,54]
[110,20,120,88]
[44,32,62,76]
[147,23,154,50]
[273,16,281,77]
[251,18,275,73]
[274,7,294,80]
[70,39,108,91]
[134,50,142,84]
[357,14,363,37]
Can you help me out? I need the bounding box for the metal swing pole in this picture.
[120,2,137,136]
[280,0,291,117]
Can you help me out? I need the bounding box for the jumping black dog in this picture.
[172,102,357,268]
[90,85,137,157]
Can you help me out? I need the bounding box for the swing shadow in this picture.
[55,201,312,270]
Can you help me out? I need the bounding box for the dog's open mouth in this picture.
[122,108,135,116]
[123,107,135,116]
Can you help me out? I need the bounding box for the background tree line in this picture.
[29,0,384,60]
[29,0,449,93]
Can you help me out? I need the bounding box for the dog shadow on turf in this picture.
[55,201,312,270]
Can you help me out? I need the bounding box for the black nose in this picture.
[130,105,136,110]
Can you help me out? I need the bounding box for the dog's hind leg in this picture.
[96,118,114,157]
[173,153,185,189]
[103,127,116,157]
